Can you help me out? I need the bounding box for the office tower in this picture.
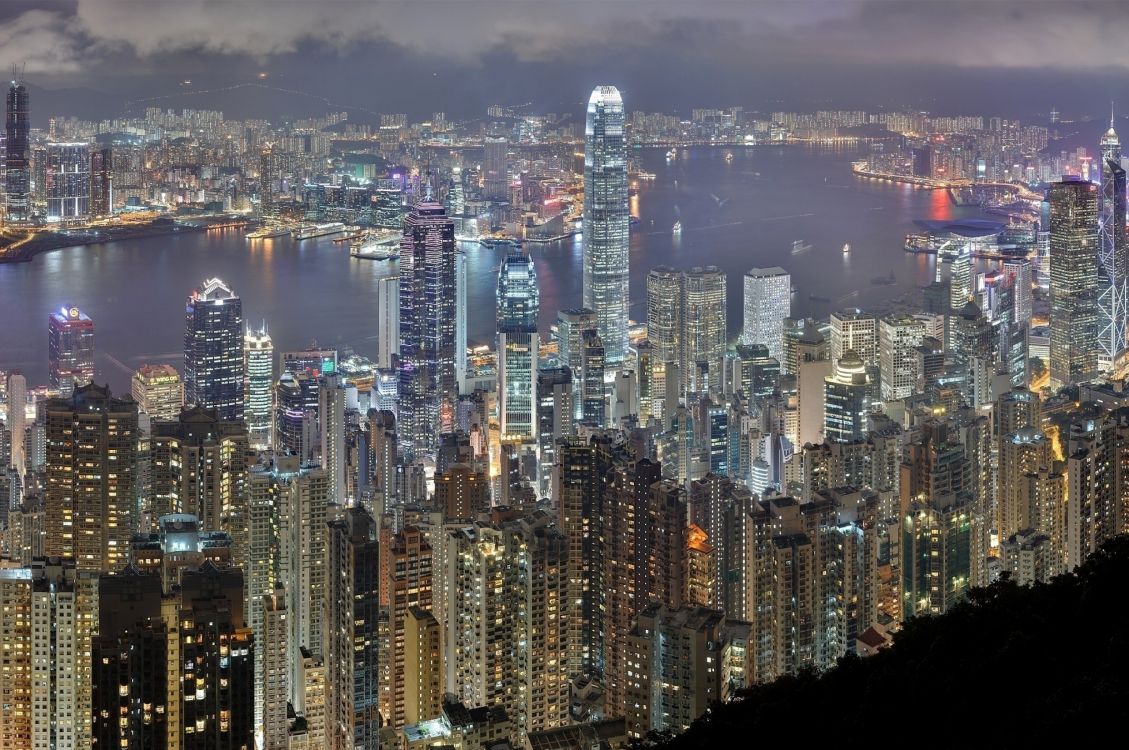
[399,199,458,458]
[583,86,630,364]
[682,266,727,394]
[746,493,879,684]
[48,305,95,396]
[90,145,112,216]
[260,144,276,216]
[497,251,540,443]
[435,463,490,522]
[0,558,98,750]
[149,407,248,539]
[325,507,381,750]
[244,326,274,449]
[733,344,780,401]
[1049,178,1101,387]
[404,607,443,726]
[1003,258,1034,326]
[741,267,791,362]
[580,331,606,425]
[319,372,347,504]
[536,367,573,499]
[902,491,985,617]
[275,371,319,461]
[555,307,597,418]
[5,79,30,221]
[45,384,137,572]
[184,278,245,421]
[280,346,338,376]
[1098,115,1126,363]
[262,584,290,750]
[45,142,90,220]
[376,275,400,370]
[457,249,468,391]
[647,265,683,368]
[483,136,509,201]
[6,371,26,475]
[131,363,183,421]
[378,525,433,729]
[824,350,870,442]
[830,308,878,363]
[878,313,925,401]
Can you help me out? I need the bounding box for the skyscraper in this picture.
[260,144,276,217]
[376,274,400,370]
[399,199,457,458]
[4,79,30,222]
[483,136,509,201]
[244,325,274,449]
[682,266,727,395]
[45,142,91,221]
[742,267,791,362]
[646,265,683,367]
[823,350,870,442]
[497,251,540,444]
[184,277,245,421]
[48,305,94,397]
[583,86,630,364]
[90,145,112,216]
[5,371,26,476]
[131,363,184,421]
[1099,114,1127,362]
[554,307,597,419]
[1049,178,1101,388]
[45,383,138,572]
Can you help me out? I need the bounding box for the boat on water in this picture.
[293,222,347,240]
[842,242,851,255]
[350,229,401,260]
[246,226,290,240]
[672,220,682,235]
[791,239,813,255]
[666,148,677,160]
[725,152,734,163]
[871,272,896,286]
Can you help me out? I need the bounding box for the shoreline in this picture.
[0,218,253,265]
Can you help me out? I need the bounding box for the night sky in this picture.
[3,1,1129,123]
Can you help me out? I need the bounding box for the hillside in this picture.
[661,537,1129,747]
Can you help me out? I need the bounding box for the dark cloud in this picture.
[2,1,1128,120]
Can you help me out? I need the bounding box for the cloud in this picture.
[0,9,85,73]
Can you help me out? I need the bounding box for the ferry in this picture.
[350,229,401,260]
[672,220,682,235]
[246,226,290,240]
[293,222,346,240]
[842,242,851,255]
[725,152,734,163]
[791,240,813,255]
[666,148,677,160]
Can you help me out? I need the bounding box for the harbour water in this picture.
[0,145,986,392]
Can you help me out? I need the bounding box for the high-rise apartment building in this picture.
[583,86,630,363]
[404,607,443,726]
[45,383,138,573]
[184,278,245,421]
[131,363,183,421]
[1049,178,1101,387]
[497,251,539,444]
[399,199,457,458]
[536,367,573,499]
[244,325,274,449]
[48,305,95,396]
[741,267,791,362]
[483,137,509,201]
[0,558,98,750]
[90,145,112,216]
[378,525,434,730]
[325,507,381,750]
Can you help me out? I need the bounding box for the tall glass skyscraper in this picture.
[583,85,630,364]
[497,251,539,443]
[48,305,95,397]
[5,79,30,222]
[45,142,91,221]
[1049,178,1100,388]
[398,199,457,458]
[184,278,245,421]
[244,325,274,450]
[1099,114,1127,362]
[742,267,791,362]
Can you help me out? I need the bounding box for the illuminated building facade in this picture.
[4,79,30,222]
[244,326,274,450]
[184,278,245,421]
[497,251,540,444]
[45,142,90,221]
[1049,178,1100,388]
[741,267,790,362]
[583,86,630,364]
[131,363,184,421]
[48,305,95,397]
